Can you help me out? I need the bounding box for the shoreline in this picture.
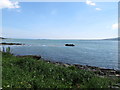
[2,52,120,88]
[16,54,120,77]
[38,59,120,77]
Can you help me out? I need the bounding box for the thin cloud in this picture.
[112,23,118,30]
[95,8,102,11]
[0,0,20,9]
[86,0,96,6]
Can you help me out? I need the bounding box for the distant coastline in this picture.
[0,37,7,39]
[103,37,120,41]
[1,37,119,40]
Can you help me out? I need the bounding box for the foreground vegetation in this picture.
[2,52,119,88]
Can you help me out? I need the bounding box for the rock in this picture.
[0,42,25,45]
[17,55,41,60]
[116,74,120,77]
[97,71,106,75]
[63,64,70,67]
[109,71,116,75]
[65,44,75,46]
[116,70,120,74]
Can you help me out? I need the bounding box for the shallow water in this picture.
[2,39,119,70]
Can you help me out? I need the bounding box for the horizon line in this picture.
[1,36,119,40]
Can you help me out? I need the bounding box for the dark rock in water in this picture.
[0,42,25,45]
[17,55,41,60]
[65,44,75,46]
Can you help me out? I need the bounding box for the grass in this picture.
[2,52,119,88]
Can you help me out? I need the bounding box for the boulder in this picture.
[17,55,41,60]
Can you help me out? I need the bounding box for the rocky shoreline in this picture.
[16,55,120,77]
[46,60,120,77]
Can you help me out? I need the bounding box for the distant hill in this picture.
[103,37,120,41]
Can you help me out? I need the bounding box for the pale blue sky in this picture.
[2,2,118,39]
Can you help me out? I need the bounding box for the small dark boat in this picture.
[65,44,75,46]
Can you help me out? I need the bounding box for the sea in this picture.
[2,39,119,70]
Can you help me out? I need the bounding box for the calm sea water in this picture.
[2,39,119,70]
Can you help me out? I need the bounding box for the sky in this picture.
[1,0,118,39]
